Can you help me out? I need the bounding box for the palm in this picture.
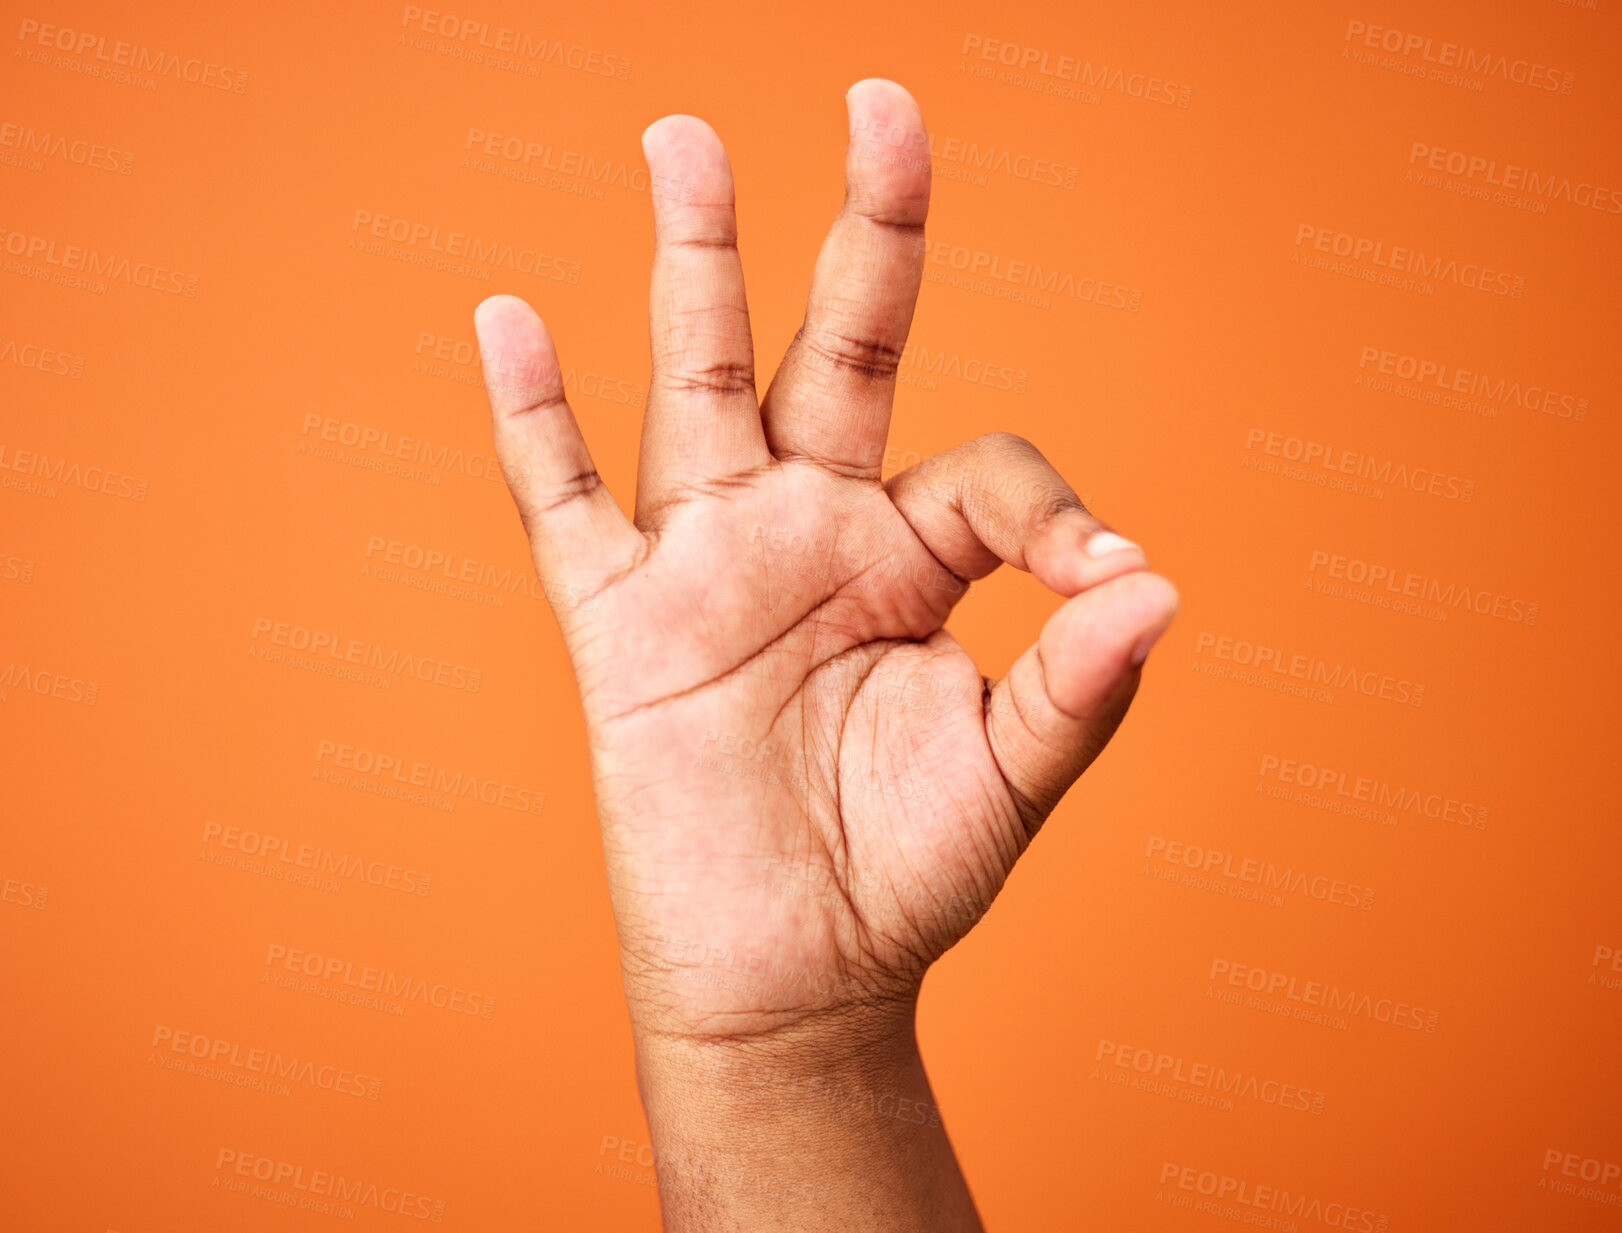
[579,465,1020,1037]
[472,82,1177,1044]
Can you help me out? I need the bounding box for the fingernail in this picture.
[1086,531,1141,558]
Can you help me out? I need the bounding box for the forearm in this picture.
[632,1020,984,1232]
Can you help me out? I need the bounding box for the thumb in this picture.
[984,571,1179,836]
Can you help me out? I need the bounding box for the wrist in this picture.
[632,1002,926,1121]
[632,1020,982,1232]
[615,918,925,1049]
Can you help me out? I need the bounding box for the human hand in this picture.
[473,78,1177,1230]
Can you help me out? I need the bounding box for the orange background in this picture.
[4,1,1620,1229]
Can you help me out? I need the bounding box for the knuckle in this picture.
[666,232,737,251]
[1035,490,1086,525]
[978,430,1039,460]
[530,468,605,516]
[659,205,740,250]
[658,360,756,397]
[803,327,904,381]
[968,434,1083,518]
[847,198,928,236]
[501,389,570,419]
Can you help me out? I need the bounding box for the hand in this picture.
[473,78,1177,1231]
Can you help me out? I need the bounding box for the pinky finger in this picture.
[474,295,646,606]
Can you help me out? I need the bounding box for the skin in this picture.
[472,79,1178,1231]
